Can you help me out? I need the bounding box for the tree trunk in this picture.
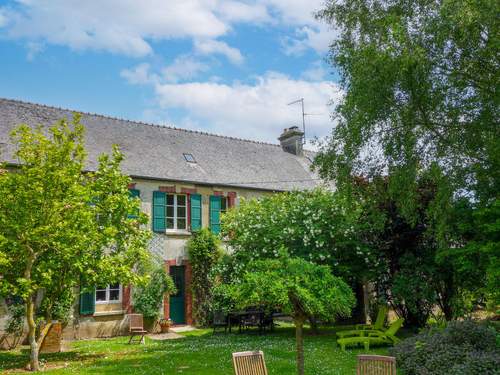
[362,278,370,324]
[26,297,39,371]
[295,317,305,375]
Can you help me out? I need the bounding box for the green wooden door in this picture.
[169,266,186,324]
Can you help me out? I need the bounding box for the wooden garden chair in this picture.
[357,355,396,375]
[128,314,147,344]
[232,351,268,375]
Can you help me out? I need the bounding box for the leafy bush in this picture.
[187,229,221,326]
[390,320,500,374]
[133,267,176,319]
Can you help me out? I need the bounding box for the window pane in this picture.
[177,206,186,218]
[96,290,107,301]
[167,218,174,229]
[177,218,186,230]
[221,197,227,212]
[166,206,174,218]
[166,194,174,205]
[109,283,119,290]
[109,289,120,301]
[177,195,186,206]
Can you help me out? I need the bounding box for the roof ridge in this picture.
[0,97,282,148]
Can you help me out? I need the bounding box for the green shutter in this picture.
[128,189,140,218]
[153,191,166,232]
[79,287,95,315]
[129,189,140,198]
[209,195,221,234]
[190,194,202,231]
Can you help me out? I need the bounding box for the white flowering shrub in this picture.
[222,188,376,281]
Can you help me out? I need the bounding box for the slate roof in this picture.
[0,98,320,191]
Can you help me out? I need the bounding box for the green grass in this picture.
[0,326,391,374]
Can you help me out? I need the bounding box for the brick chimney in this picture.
[278,126,304,156]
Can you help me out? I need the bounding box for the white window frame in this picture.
[95,284,122,304]
[166,194,187,231]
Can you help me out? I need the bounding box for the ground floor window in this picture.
[95,284,121,304]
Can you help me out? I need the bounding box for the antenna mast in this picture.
[287,98,306,144]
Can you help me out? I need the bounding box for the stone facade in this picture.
[66,178,270,338]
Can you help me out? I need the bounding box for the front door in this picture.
[169,266,186,324]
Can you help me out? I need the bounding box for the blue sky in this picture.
[0,1,342,146]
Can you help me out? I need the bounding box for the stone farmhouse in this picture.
[0,98,320,338]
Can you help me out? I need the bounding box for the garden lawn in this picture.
[0,326,390,374]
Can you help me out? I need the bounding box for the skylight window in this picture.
[183,153,196,163]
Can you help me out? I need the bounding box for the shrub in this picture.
[390,320,500,374]
[133,266,176,319]
[187,228,221,327]
[5,302,25,349]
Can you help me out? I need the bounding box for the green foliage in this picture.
[390,320,500,374]
[5,302,25,337]
[316,0,500,313]
[0,116,152,369]
[38,289,74,326]
[222,188,373,281]
[187,229,221,326]
[133,266,176,319]
[232,255,356,321]
[228,254,355,375]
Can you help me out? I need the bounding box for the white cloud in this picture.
[194,39,244,65]
[283,24,336,56]
[0,0,334,57]
[218,2,271,24]
[162,56,210,83]
[151,72,341,145]
[2,0,228,56]
[121,63,156,85]
[301,61,329,81]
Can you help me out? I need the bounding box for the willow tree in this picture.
[316,0,499,306]
[0,116,151,371]
[231,256,355,375]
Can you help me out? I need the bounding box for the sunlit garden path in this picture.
[0,326,390,374]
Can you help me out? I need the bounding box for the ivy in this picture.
[187,229,221,327]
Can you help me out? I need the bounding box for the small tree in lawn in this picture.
[0,116,151,371]
[231,254,355,375]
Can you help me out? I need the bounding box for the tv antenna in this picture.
[287,98,322,145]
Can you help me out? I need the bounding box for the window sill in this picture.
[93,310,126,317]
[165,230,192,236]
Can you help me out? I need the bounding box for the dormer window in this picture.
[183,153,196,163]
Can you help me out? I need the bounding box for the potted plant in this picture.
[133,265,176,333]
[159,318,172,333]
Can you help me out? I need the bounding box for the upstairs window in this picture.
[166,194,187,230]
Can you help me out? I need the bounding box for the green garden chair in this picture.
[337,306,388,339]
[337,318,404,351]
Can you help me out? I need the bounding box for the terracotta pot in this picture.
[160,323,171,333]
